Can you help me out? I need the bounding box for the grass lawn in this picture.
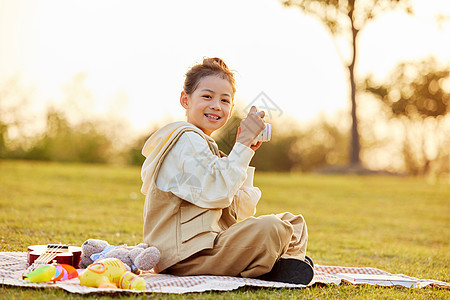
[0,160,449,299]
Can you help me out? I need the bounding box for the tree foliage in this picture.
[23,108,113,163]
[364,58,450,120]
[282,0,412,34]
[363,58,450,175]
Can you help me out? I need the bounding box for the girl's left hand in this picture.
[236,127,263,151]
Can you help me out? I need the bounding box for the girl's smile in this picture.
[204,113,221,122]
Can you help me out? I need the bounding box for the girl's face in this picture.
[180,75,234,136]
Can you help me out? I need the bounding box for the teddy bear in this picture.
[79,239,160,273]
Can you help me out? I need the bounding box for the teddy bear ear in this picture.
[136,243,148,249]
[133,247,160,271]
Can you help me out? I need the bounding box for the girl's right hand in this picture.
[237,106,266,148]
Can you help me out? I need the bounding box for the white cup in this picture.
[252,123,271,145]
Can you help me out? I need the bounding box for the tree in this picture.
[281,0,412,166]
[363,57,450,175]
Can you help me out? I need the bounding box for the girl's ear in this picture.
[180,91,189,109]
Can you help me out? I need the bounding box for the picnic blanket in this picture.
[0,252,448,294]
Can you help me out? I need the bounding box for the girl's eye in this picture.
[222,99,230,103]
[202,95,212,99]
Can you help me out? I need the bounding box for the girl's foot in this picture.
[256,258,314,285]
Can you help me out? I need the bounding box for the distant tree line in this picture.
[0,86,349,171]
[1,58,449,176]
[4,108,113,163]
[0,74,126,165]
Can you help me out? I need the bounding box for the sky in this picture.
[0,0,449,134]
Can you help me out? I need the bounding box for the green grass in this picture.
[0,160,449,299]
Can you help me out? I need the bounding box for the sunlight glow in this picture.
[0,0,449,133]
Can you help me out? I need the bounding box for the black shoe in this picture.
[256,258,314,285]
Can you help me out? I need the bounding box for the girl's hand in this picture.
[236,106,265,149]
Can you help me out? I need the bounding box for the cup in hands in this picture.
[252,123,271,145]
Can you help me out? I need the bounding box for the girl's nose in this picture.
[210,98,220,110]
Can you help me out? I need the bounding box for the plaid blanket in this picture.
[0,252,448,294]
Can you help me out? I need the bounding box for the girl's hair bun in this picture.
[184,57,236,97]
[202,57,231,71]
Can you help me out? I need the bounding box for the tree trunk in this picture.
[349,63,360,165]
[348,10,361,166]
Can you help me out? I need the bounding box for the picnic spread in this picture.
[1,251,448,294]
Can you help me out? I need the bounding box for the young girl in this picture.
[140,57,314,284]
